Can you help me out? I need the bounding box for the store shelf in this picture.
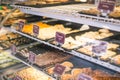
[9,50,56,80]
[9,41,59,79]
[11,28,64,51]
[72,50,120,73]
[10,28,120,73]
[11,4,120,32]
[1,64,29,80]
[0,50,26,73]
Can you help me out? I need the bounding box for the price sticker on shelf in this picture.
[53,64,66,76]
[55,32,65,45]
[13,76,22,80]
[98,0,116,16]
[11,44,17,55]
[18,21,24,31]
[77,74,92,80]
[33,24,39,36]
[92,41,108,56]
[28,51,36,64]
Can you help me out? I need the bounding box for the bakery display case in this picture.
[11,3,120,31]
[0,28,37,79]
[0,0,120,80]
[0,5,53,27]
[2,43,120,80]
[2,67,53,80]
[10,19,120,73]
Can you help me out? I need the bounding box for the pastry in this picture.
[35,51,72,67]
[61,61,74,72]
[61,61,73,68]
[107,43,119,50]
[47,67,54,75]
[109,9,120,18]
[100,50,116,61]
[92,69,112,80]
[62,36,81,49]
[77,46,93,56]
[71,68,92,80]
[79,24,90,31]
[71,68,83,80]
[112,55,120,65]
[47,61,73,75]
[81,8,100,15]
[61,74,73,80]
[15,67,52,80]
[98,29,110,33]
[0,34,8,41]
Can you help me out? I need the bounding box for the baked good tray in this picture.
[14,19,91,41]
[15,1,87,8]
[0,36,35,51]
[3,16,53,27]
[74,33,120,67]
[48,24,119,51]
[3,54,120,80]
[14,43,72,69]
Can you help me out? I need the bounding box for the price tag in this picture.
[33,25,39,36]
[11,44,17,55]
[13,76,22,80]
[55,32,65,45]
[53,64,66,76]
[98,0,116,16]
[28,51,36,64]
[77,74,92,80]
[18,21,24,31]
[92,41,107,56]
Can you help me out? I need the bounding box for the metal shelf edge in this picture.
[10,54,56,80]
[11,29,120,73]
[71,50,120,73]
[11,5,120,32]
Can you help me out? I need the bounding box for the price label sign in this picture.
[28,51,36,64]
[53,64,66,76]
[11,44,17,55]
[98,0,116,16]
[13,76,22,80]
[92,41,108,56]
[77,74,92,80]
[18,21,24,31]
[33,25,39,36]
[55,32,65,45]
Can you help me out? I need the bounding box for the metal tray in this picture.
[102,34,120,45]
[45,56,120,79]
[2,65,28,80]
[48,25,119,51]
[15,19,89,41]
[15,1,87,8]
[14,43,72,69]
[0,36,35,50]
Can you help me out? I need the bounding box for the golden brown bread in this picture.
[107,43,119,50]
[47,61,73,75]
[112,55,120,65]
[71,68,92,80]
[98,29,110,33]
[16,67,52,80]
[100,50,116,61]
[77,46,93,56]
[61,74,73,80]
